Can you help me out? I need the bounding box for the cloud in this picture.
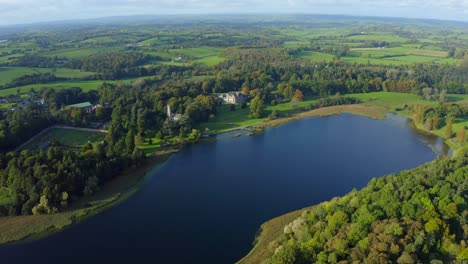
[0,0,466,25]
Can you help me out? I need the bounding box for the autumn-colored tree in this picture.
[445,122,453,139]
[424,117,433,131]
[293,89,305,101]
[412,105,424,124]
[456,127,466,144]
[432,116,440,130]
[241,86,250,95]
[250,95,266,118]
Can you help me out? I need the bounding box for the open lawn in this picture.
[0,103,15,109]
[44,47,124,59]
[168,47,226,66]
[23,128,106,150]
[0,78,138,97]
[0,67,95,86]
[346,33,409,43]
[294,51,335,62]
[197,105,266,132]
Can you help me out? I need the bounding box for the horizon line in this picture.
[0,13,467,28]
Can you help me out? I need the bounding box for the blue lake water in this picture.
[0,114,449,264]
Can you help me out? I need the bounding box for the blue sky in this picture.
[0,0,467,25]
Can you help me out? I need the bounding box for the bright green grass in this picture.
[283,41,310,48]
[349,47,448,58]
[434,58,463,65]
[0,67,37,86]
[0,78,138,96]
[0,67,95,86]
[197,105,265,132]
[195,56,225,66]
[341,57,411,66]
[44,47,124,59]
[196,97,319,132]
[79,36,115,44]
[139,37,160,46]
[351,92,437,109]
[169,47,224,58]
[347,34,409,43]
[34,68,95,78]
[0,103,15,109]
[168,47,226,66]
[24,128,106,150]
[294,51,335,62]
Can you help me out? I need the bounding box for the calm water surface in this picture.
[0,114,449,264]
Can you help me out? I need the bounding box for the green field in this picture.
[346,33,410,43]
[24,128,106,150]
[0,78,138,96]
[294,51,335,62]
[0,67,95,86]
[44,47,124,59]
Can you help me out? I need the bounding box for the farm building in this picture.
[217,92,248,105]
[66,102,98,113]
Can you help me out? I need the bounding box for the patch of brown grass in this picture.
[260,104,387,129]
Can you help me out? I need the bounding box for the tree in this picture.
[293,89,305,101]
[413,105,425,124]
[269,110,278,120]
[290,98,299,111]
[432,116,440,130]
[445,122,453,139]
[156,131,164,140]
[456,127,466,144]
[191,129,201,140]
[424,117,433,131]
[250,95,266,118]
[179,127,186,139]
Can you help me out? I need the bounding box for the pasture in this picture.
[0,78,138,97]
[23,128,106,150]
[0,67,95,86]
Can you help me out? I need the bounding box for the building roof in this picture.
[66,102,93,109]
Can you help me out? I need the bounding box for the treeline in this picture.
[0,144,145,216]
[1,73,63,89]
[0,104,53,150]
[206,49,468,97]
[5,54,69,68]
[412,103,467,143]
[266,149,468,264]
[311,96,360,109]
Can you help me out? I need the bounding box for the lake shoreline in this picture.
[0,103,453,246]
[0,146,181,245]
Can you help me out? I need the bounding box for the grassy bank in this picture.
[199,92,467,152]
[0,147,180,245]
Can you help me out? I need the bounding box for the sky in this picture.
[0,0,467,25]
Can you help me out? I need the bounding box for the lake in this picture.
[0,114,449,264]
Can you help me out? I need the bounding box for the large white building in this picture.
[217,92,248,105]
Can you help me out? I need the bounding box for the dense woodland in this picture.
[267,149,468,263]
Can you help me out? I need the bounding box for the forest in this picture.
[264,148,468,263]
